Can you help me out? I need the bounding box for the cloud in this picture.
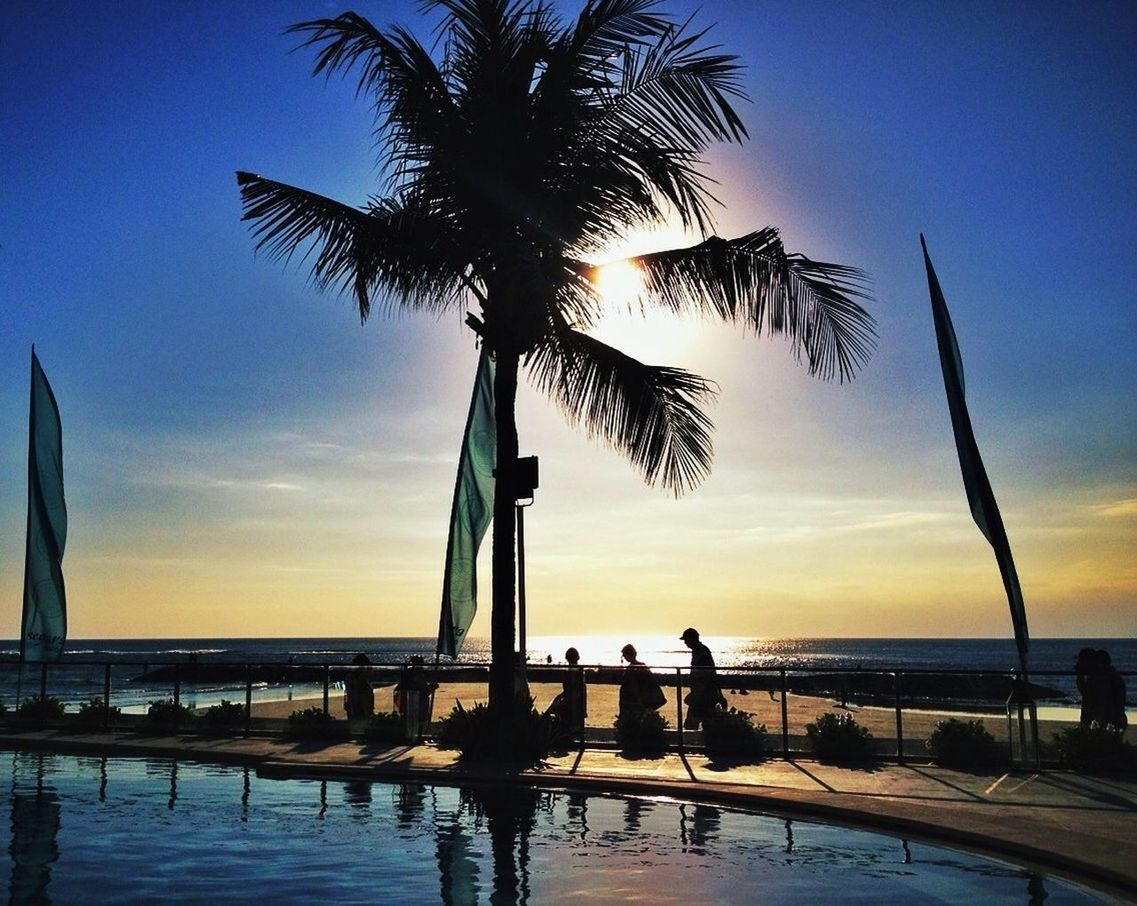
[1093,498,1137,518]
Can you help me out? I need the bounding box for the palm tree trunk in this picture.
[489,350,519,712]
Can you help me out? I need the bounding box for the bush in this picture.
[362,711,404,743]
[926,718,1003,768]
[76,697,121,727]
[287,706,341,739]
[1052,725,1132,772]
[436,697,562,762]
[202,699,246,733]
[703,707,766,760]
[16,695,66,724]
[614,709,669,754]
[144,698,194,730]
[805,711,875,762]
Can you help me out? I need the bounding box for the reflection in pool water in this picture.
[2,751,1104,904]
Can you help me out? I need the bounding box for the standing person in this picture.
[1100,650,1129,732]
[344,653,375,720]
[1076,648,1112,728]
[681,628,726,730]
[394,655,437,739]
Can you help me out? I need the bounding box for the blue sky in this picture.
[2,0,1135,641]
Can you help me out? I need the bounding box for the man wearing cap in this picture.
[681,628,726,730]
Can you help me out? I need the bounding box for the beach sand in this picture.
[248,680,1088,748]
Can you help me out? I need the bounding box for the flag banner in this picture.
[22,348,68,663]
[437,350,496,658]
[921,236,1029,668]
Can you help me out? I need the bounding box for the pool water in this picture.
[1,751,1104,904]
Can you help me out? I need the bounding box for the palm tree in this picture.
[237,0,875,717]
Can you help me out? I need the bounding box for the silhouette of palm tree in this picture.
[237,0,876,720]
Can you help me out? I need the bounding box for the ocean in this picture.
[1,636,1132,715]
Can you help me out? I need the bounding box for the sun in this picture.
[587,261,697,363]
[595,260,644,308]
[584,223,705,362]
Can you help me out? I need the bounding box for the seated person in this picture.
[545,646,587,734]
[618,643,666,720]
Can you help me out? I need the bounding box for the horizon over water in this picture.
[1,636,1132,718]
[3,635,1132,674]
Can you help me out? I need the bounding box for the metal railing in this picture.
[1,658,1129,764]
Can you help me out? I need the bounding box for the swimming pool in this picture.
[1,751,1104,903]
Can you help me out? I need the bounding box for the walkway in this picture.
[3,729,1135,899]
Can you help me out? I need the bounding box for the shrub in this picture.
[926,718,1003,768]
[0,702,7,718]
[362,711,404,743]
[144,698,194,730]
[76,697,121,727]
[805,711,875,762]
[436,697,561,762]
[614,709,669,754]
[1052,725,1132,772]
[287,706,340,739]
[202,699,246,733]
[16,695,66,724]
[703,707,766,760]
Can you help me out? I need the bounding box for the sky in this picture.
[2,0,1135,643]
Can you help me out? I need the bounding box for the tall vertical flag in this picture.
[437,349,496,658]
[22,347,68,663]
[921,235,1029,671]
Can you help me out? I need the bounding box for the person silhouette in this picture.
[344,653,375,720]
[394,655,437,738]
[545,647,587,736]
[1076,648,1113,728]
[681,628,726,730]
[618,644,665,720]
[1100,649,1129,732]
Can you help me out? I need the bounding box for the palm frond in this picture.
[567,0,672,66]
[531,8,746,245]
[287,15,457,193]
[630,228,876,382]
[605,16,748,148]
[527,312,717,495]
[236,172,470,319]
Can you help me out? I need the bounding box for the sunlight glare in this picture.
[596,260,644,307]
[585,223,706,362]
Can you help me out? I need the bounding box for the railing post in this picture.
[577,664,586,749]
[894,671,904,763]
[676,668,684,753]
[244,665,253,738]
[322,665,330,716]
[103,664,112,731]
[780,669,789,758]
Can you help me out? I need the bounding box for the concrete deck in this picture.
[3,730,1135,900]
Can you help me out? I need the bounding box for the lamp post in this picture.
[514,456,539,681]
